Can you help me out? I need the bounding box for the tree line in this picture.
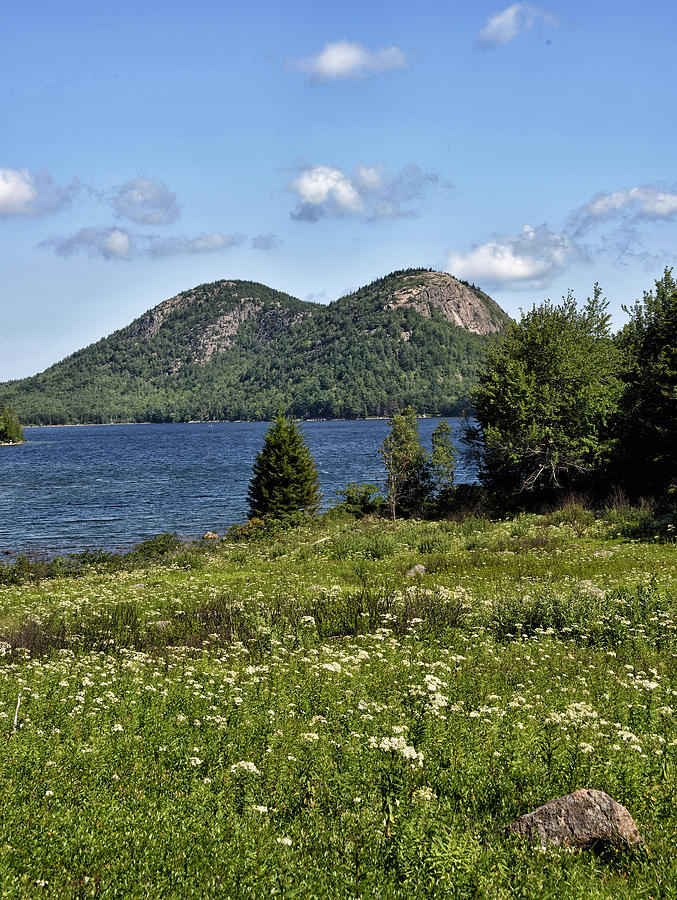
[245,269,675,524]
[469,268,675,507]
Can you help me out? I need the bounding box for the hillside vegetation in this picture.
[0,508,675,897]
[0,270,510,424]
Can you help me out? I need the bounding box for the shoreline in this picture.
[23,414,449,429]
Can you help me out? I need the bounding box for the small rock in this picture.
[203,531,219,540]
[506,789,644,851]
[151,620,172,631]
[406,564,427,577]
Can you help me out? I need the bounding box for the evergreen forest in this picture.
[0,270,509,424]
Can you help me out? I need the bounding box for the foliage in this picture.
[0,402,24,444]
[0,271,509,424]
[380,408,432,520]
[430,418,457,504]
[469,286,623,500]
[613,268,677,503]
[379,408,457,520]
[247,412,321,519]
[334,482,385,517]
[0,512,675,896]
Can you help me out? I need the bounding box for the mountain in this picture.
[0,269,511,423]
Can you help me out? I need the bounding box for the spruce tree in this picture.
[247,413,321,518]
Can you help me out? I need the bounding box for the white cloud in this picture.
[569,184,677,234]
[288,162,444,222]
[145,232,246,257]
[40,227,133,260]
[477,3,557,47]
[40,228,246,260]
[104,229,132,258]
[354,165,384,193]
[0,168,36,215]
[290,166,364,221]
[288,40,409,82]
[446,224,576,290]
[0,167,77,217]
[110,176,180,225]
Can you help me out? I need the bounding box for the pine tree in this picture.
[247,412,321,518]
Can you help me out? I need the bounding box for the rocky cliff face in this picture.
[125,282,314,369]
[383,272,505,335]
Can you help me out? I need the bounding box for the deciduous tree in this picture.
[468,288,622,499]
[614,268,677,502]
[0,403,25,444]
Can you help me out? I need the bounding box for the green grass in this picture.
[0,510,676,897]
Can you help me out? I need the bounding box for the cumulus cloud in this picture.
[289,165,364,221]
[446,224,578,290]
[287,40,409,82]
[0,167,77,217]
[288,162,444,222]
[110,176,180,225]
[40,228,246,260]
[477,3,557,47]
[445,180,677,291]
[568,184,677,235]
[251,233,283,250]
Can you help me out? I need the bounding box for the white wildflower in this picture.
[230,760,260,775]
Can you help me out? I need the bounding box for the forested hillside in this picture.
[0,269,510,423]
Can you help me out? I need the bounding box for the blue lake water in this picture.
[0,419,474,557]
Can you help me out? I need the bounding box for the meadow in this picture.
[0,505,676,898]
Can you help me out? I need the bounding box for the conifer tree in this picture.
[247,412,321,518]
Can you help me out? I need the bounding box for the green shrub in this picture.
[335,482,385,517]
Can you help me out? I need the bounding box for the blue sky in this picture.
[2,0,675,380]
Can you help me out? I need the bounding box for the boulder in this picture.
[203,531,219,540]
[406,564,427,577]
[506,789,644,851]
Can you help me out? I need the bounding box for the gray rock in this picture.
[406,564,427,577]
[506,789,644,851]
[203,531,219,540]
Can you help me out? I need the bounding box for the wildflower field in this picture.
[1,507,676,898]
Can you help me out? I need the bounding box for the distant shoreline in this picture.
[22,416,449,429]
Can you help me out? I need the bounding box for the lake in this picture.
[0,418,474,557]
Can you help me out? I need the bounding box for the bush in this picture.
[335,482,385,517]
[0,402,24,444]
